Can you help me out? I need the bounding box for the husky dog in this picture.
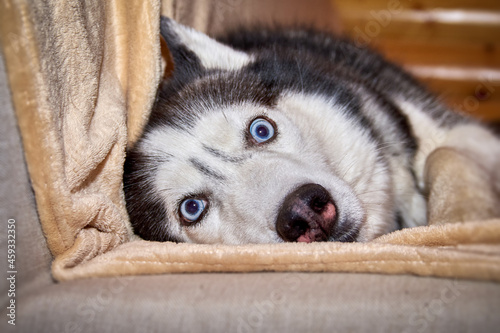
[123,17,500,244]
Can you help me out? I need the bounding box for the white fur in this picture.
[143,92,401,244]
[170,23,253,70]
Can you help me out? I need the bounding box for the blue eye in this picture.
[249,117,276,144]
[179,198,207,223]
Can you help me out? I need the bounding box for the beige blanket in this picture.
[1,0,499,282]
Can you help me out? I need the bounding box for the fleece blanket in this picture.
[1,0,499,282]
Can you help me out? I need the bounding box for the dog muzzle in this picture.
[276,183,337,242]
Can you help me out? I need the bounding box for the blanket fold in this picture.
[0,0,161,257]
[1,0,499,282]
[49,220,500,282]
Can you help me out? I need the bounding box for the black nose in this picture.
[276,183,337,242]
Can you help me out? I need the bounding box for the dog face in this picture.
[124,18,399,244]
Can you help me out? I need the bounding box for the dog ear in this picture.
[160,16,251,77]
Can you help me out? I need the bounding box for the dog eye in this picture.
[248,117,276,144]
[179,198,207,224]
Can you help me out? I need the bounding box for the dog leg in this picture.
[424,147,500,225]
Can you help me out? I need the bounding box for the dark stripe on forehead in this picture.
[259,50,418,158]
[189,158,226,181]
[246,56,385,147]
[203,145,248,163]
[148,72,279,132]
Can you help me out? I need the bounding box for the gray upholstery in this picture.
[0,49,53,309]
[11,273,500,333]
[1,50,500,333]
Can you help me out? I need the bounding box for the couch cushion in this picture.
[0,50,53,305]
[11,272,500,333]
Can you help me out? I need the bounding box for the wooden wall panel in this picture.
[334,0,500,122]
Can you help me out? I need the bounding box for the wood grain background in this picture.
[334,0,500,122]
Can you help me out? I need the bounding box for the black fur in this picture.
[124,149,178,242]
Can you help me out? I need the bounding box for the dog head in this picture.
[123,18,396,244]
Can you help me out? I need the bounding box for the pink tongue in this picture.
[297,233,313,243]
[322,203,336,221]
